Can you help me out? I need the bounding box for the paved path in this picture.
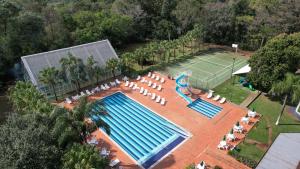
[240,91,262,108]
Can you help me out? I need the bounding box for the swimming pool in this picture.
[91,92,189,168]
[188,98,222,118]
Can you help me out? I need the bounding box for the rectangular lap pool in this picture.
[188,98,223,118]
[91,92,189,169]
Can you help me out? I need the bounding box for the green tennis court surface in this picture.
[159,50,248,89]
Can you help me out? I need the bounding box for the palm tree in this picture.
[39,67,59,101]
[51,96,110,148]
[94,66,103,85]
[60,53,87,93]
[120,52,134,74]
[269,73,300,125]
[106,58,119,78]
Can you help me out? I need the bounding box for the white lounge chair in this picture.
[148,72,152,77]
[115,79,121,84]
[86,90,92,96]
[213,95,220,101]
[220,97,226,103]
[160,98,166,105]
[241,116,250,124]
[125,81,129,87]
[218,140,229,150]
[156,96,161,103]
[80,91,86,96]
[151,74,155,79]
[95,86,101,92]
[248,110,257,118]
[151,93,156,100]
[136,75,141,81]
[196,161,206,169]
[207,91,213,99]
[155,75,160,81]
[141,77,146,83]
[133,84,138,90]
[157,85,162,91]
[152,83,157,89]
[143,89,148,96]
[226,133,236,141]
[140,87,144,94]
[148,81,152,87]
[109,159,120,167]
[129,82,134,88]
[65,98,72,104]
[123,76,129,81]
[233,125,244,133]
[100,85,106,90]
[160,77,165,83]
[104,83,110,89]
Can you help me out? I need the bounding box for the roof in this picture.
[256,133,300,169]
[232,64,251,75]
[21,39,118,86]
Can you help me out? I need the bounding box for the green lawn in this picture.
[235,94,300,163]
[0,96,12,124]
[213,78,252,105]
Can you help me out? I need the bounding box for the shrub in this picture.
[228,149,258,168]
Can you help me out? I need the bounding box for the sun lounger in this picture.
[115,79,121,84]
[80,91,86,97]
[155,75,160,81]
[123,76,129,81]
[241,116,250,124]
[148,81,152,87]
[157,85,162,91]
[219,97,226,103]
[217,140,229,150]
[207,91,213,99]
[109,159,120,167]
[160,77,165,83]
[86,90,92,96]
[100,85,106,90]
[95,86,101,92]
[226,133,236,141]
[152,83,157,89]
[151,74,155,79]
[248,110,257,118]
[129,82,134,88]
[160,98,166,105]
[125,81,129,87]
[65,98,72,104]
[136,75,141,81]
[104,83,110,89]
[141,77,146,83]
[233,125,244,133]
[148,72,152,77]
[213,95,220,101]
[133,84,138,90]
[143,89,148,96]
[140,87,144,94]
[156,96,161,103]
[151,93,156,100]
[196,161,206,169]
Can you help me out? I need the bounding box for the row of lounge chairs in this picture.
[207,90,226,104]
[65,79,122,104]
[136,72,165,83]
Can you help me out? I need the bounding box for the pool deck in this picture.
[64,72,259,169]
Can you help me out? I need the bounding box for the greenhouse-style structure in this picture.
[21,39,120,98]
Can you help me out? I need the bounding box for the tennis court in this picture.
[159,50,248,90]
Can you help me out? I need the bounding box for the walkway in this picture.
[240,91,261,108]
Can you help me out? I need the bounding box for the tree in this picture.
[106,58,119,78]
[120,52,135,74]
[248,33,300,90]
[39,67,60,101]
[269,73,300,125]
[60,54,87,93]
[0,0,20,35]
[0,113,61,169]
[50,96,110,148]
[62,143,109,169]
[86,55,99,85]
[8,81,53,115]
[153,19,176,40]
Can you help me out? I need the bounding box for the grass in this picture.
[235,94,300,163]
[0,96,12,123]
[213,77,252,105]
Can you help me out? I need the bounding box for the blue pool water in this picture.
[91,92,188,168]
[188,98,222,118]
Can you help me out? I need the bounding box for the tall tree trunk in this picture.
[275,94,288,125]
[260,37,265,49]
[51,83,58,101]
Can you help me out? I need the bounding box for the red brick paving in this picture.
[64,72,259,169]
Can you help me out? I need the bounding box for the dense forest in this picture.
[1,0,300,83]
